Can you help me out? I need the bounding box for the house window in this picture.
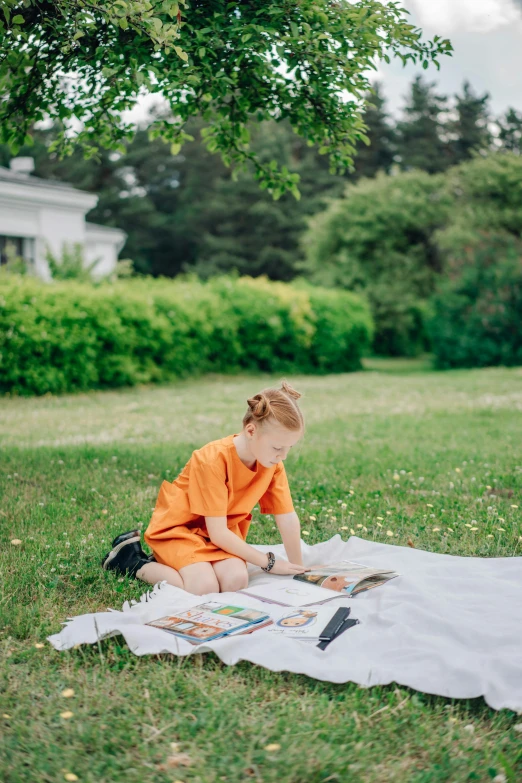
[0,235,35,265]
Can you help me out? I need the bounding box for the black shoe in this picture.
[111,529,139,548]
[111,529,151,558]
[111,528,139,549]
[101,537,150,579]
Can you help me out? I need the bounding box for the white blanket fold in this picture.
[47,536,522,711]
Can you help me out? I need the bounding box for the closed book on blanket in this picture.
[146,601,270,644]
[293,560,399,596]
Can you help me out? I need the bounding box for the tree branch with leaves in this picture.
[0,0,451,196]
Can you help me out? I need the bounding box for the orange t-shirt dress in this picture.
[144,433,295,571]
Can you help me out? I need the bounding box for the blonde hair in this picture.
[243,380,304,431]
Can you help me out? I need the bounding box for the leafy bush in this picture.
[441,153,522,241]
[301,170,453,356]
[45,243,101,283]
[0,242,32,276]
[428,235,522,369]
[0,276,373,396]
[45,242,135,282]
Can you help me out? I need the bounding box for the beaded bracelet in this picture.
[262,551,276,572]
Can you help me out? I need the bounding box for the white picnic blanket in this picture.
[48,536,522,712]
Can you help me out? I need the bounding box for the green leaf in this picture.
[119,18,128,30]
[170,142,181,155]
[174,45,188,62]
[12,15,25,25]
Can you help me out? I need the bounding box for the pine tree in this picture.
[447,81,492,164]
[497,108,522,154]
[353,82,396,179]
[395,76,451,173]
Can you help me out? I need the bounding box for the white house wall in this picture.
[0,197,48,277]
[85,240,118,278]
[0,173,126,279]
[40,206,87,256]
[0,202,39,237]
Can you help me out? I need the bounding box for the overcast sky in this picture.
[377,0,522,117]
[124,0,522,126]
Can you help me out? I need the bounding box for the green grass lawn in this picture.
[1,361,522,783]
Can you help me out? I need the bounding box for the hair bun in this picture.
[243,382,303,430]
[280,379,302,400]
[247,393,272,420]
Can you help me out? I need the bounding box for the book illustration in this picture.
[146,601,270,643]
[293,561,398,596]
[185,602,267,622]
[276,610,318,628]
[231,607,271,622]
[267,607,346,640]
[212,605,246,616]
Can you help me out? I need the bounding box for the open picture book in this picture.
[293,561,399,595]
[240,561,399,607]
[146,601,271,643]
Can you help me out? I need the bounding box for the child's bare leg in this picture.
[136,561,184,589]
[136,561,220,595]
[179,562,220,595]
[212,558,249,592]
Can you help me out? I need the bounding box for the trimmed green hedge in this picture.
[0,276,374,395]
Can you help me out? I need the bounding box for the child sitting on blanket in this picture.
[101,380,309,594]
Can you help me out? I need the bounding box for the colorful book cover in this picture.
[145,601,270,643]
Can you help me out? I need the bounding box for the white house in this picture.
[0,157,127,279]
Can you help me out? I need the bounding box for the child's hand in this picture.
[271,560,310,576]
